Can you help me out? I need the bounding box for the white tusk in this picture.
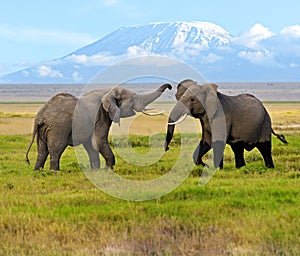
[168,113,188,125]
[141,110,165,116]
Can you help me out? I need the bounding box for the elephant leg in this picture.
[256,141,274,168]
[212,141,225,169]
[34,137,49,170]
[48,137,68,171]
[96,136,115,169]
[193,140,211,166]
[219,157,224,170]
[49,147,66,171]
[230,142,246,168]
[83,141,100,169]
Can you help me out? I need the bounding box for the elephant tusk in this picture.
[143,107,155,111]
[141,109,165,116]
[168,113,188,125]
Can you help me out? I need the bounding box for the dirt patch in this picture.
[0,117,34,135]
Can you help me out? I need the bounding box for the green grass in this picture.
[0,133,299,255]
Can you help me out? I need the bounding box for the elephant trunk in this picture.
[164,101,188,151]
[134,83,172,111]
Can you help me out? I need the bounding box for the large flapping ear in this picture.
[203,83,219,121]
[102,88,121,123]
[175,79,197,101]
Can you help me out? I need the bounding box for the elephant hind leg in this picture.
[48,139,68,171]
[230,142,246,168]
[256,141,274,168]
[35,137,49,170]
[49,146,67,171]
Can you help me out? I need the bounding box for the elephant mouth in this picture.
[190,108,204,118]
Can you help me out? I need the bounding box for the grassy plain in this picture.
[0,102,299,255]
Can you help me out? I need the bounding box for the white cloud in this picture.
[66,53,122,66]
[289,63,299,68]
[126,46,153,57]
[280,25,300,39]
[237,49,281,67]
[201,53,223,64]
[72,71,82,82]
[37,65,63,78]
[234,24,275,49]
[66,46,159,66]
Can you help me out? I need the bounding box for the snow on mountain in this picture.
[2,21,300,83]
[70,21,232,56]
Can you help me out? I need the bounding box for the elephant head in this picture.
[102,83,172,123]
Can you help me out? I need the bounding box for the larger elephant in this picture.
[26,83,171,170]
[165,79,287,168]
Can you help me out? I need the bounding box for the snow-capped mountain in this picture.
[71,21,232,56]
[2,21,300,83]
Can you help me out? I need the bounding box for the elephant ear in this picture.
[175,79,197,100]
[102,88,121,123]
[203,83,219,121]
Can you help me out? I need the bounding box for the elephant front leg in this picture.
[212,141,225,169]
[99,143,115,169]
[95,135,115,169]
[193,140,211,167]
[83,141,100,169]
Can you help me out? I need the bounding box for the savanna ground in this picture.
[0,102,299,255]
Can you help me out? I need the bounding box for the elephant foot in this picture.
[235,159,246,168]
[194,158,208,168]
[266,162,274,168]
[104,165,114,170]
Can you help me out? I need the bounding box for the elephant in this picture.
[26,83,172,170]
[165,79,287,169]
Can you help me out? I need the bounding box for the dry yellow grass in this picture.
[0,102,299,135]
[265,103,300,131]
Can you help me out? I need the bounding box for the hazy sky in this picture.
[1,0,299,76]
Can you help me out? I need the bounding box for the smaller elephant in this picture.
[26,84,172,170]
[165,79,287,169]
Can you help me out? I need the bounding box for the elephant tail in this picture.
[272,129,288,144]
[25,120,39,165]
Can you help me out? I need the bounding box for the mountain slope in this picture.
[2,21,300,83]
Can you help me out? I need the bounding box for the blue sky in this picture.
[1,0,300,76]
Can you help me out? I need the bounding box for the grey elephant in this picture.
[26,83,172,170]
[165,79,287,168]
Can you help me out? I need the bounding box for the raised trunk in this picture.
[134,83,172,111]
